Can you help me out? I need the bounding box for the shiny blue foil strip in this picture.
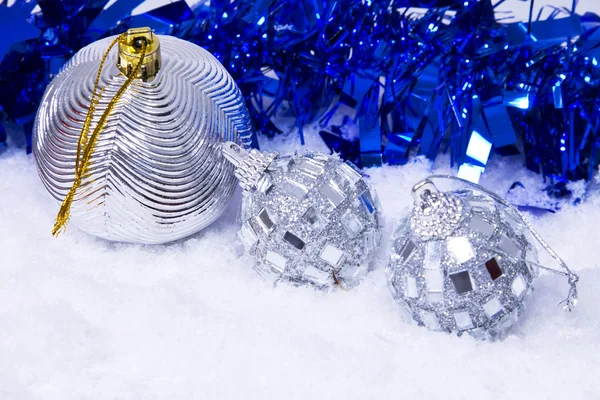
[0,0,599,195]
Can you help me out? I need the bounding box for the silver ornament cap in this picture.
[223,142,382,289]
[33,28,253,244]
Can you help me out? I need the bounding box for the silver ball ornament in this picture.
[223,142,382,289]
[386,179,541,340]
[33,29,252,244]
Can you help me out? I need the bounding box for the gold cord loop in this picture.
[425,174,579,311]
[52,33,148,236]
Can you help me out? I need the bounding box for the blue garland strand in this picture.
[0,0,599,194]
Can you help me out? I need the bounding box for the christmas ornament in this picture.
[33,27,253,244]
[221,141,382,289]
[386,175,579,340]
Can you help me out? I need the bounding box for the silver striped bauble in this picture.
[33,34,253,244]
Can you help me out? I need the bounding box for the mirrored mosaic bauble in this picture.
[386,185,540,340]
[237,152,382,289]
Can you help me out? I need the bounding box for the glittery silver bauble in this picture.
[33,32,252,244]
[386,179,540,340]
[222,142,382,289]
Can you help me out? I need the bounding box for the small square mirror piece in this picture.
[420,310,441,330]
[497,309,519,331]
[468,215,495,238]
[359,191,375,214]
[256,174,274,195]
[470,199,495,213]
[337,162,362,185]
[265,251,287,273]
[449,270,474,294]
[398,239,417,264]
[241,193,253,222]
[256,208,275,232]
[483,296,503,318]
[297,158,325,179]
[303,265,331,286]
[447,236,476,264]
[485,257,503,280]
[363,229,378,253]
[340,210,364,238]
[511,274,527,298]
[283,231,305,250]
[498,235,521,258]
[319,181,346,207]
[319,244,345,267]
[307,153,330,163]
[405,276,418,298]
[454,311,474,330]
[238,221,258,247]
[424,270,444,292]
[282,180,309,202]
[303,207,327,231]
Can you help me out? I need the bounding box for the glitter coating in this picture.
[386,187,539,340]
[238,153,382,289]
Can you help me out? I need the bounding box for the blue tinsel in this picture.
[0,0,599,194]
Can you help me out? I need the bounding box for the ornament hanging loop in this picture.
[52,28,151,236]
[422,174,579,311]
[411,179,440,211]
[221,142,248,167]
[221,141,277,191]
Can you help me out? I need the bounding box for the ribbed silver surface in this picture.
[33,35,253,244]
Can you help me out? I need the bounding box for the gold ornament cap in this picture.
[117,27,161,81]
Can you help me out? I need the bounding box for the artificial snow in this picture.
[1,125,599,399]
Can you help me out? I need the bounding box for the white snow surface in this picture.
[1,124,599,400]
